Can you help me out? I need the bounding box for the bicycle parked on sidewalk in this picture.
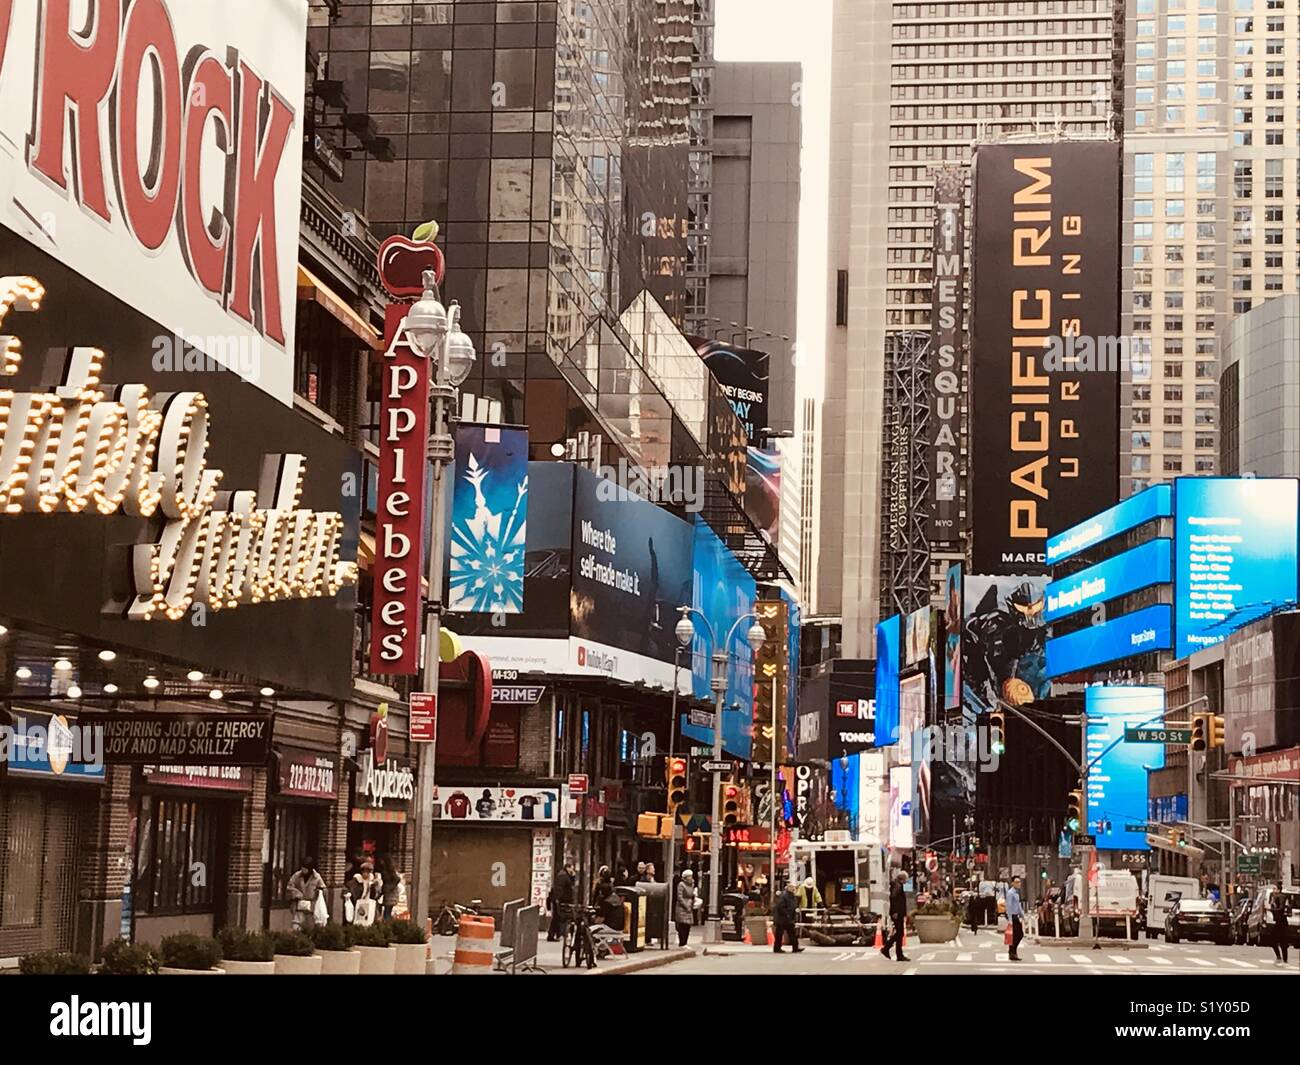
[435,898,481,936]
[561,905,600,969]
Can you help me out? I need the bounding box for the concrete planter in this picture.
[355,945,397,975]
[913,915,961,944]
[216,959,276,975]
[745,916,771,944]
[392,942,429,975]
[316,949,362,976]
[274,953,323,975]
[159,966,225,975]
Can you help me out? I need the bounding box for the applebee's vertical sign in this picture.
[369,228,446,674]
[0,0,308,405]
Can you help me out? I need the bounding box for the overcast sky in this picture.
[716,0,831,400]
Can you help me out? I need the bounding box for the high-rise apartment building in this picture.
[819,0,1118,645]
[1121,0,1300,498]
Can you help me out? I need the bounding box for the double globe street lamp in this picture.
[675,606,767,944]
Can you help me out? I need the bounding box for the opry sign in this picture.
[0,0,309,405]
[0,276,357,620]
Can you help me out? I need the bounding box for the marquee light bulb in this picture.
[208,688,223,700]
[98,649,116,662]
[143,676,160,690]
[187,669,204,682]
[260,687,275,697]
[67,684,82,700]
[54,657,72,672]
[104,683,119,694]
[15,666,31,680]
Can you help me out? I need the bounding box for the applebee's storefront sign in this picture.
[0,0,309,405]
[0,276,357,620]
[356,748,415,809]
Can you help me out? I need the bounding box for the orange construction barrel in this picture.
[451,914,495,974]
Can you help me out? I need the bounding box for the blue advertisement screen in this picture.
[1046,604,1172,677]
[449,424,529,613]
[1044,538,1172,622]
[1085,686,1166,851]
[782,588,801,758]
[1046,483,1172,564]
[1174,477,1299,659]
[874,615,901,747]
[680,517,757,759]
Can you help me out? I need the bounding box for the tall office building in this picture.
[1121,0,1300,498]
[819,0,1118,646]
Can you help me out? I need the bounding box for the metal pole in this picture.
[770,673,779,905]
[705,648,727,943]
[664,647,681,950]
[1079,710,1094,942]
[411,377,454,926]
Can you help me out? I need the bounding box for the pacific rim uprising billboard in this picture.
[970,142,1121,574]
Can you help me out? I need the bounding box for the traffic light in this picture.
[1066,789,1084,832]
[1208,714,1225,749]
[1190,713,1207,752]
[666,756,688,818]
[722,783,741,827]
[989,710,1006,755]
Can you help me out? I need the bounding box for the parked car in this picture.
[1164,898,1232,945]
[1243,887,1300,947]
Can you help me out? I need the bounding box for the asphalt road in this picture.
[634,935,1300,976]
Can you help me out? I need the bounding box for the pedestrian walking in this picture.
[772,883,803,954]
[880,871,910,961]
[547,862,576,941]
[286,856,326,932]
[1006,875,1025,960]
[1267,884,1289,965]
[377,855,401,920]
[345,859,381,926]
[675,869,699,946]
[967,890,981,935]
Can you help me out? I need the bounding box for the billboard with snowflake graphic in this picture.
[448,425,529,614]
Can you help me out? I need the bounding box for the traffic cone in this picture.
[743,924,753,945]
[765,920,775,946]
[1004,921,1013,947]
[873,924,883,949]
[425,917,434,962]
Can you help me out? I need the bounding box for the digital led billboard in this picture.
[1085,686,1166,851]
[1174,478,1299,659]
[874,615,901,747]
[1045,484,1172,565]
[1045,604,1172,677]
[1044,538,1172,623]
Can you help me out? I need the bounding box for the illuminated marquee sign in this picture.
[929,166,964,542]
[0,276,357,620]
[0,0,310,405]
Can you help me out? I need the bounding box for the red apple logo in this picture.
[577,646,586,667]
[377,220,446,298]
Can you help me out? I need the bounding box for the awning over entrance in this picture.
[297,265,383,350]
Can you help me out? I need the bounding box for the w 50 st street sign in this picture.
[1125,727,1191,744]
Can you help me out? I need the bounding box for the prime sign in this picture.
[0,0,309,405]
[0,276,358,620]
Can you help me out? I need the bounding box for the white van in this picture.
[1145,875,1200,938]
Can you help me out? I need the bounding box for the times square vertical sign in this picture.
[969,142,1121,574]
[929,166,964,543]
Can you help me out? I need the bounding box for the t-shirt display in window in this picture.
[446,792,472,819]
[475,789,496,819]
[519,794,538,820]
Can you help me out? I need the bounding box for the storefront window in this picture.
[1,791,43,927]
[269,806,320,905]
[136,798,220,915]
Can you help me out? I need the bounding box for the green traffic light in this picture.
[1067,816,1080,832]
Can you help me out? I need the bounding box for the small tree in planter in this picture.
[99,938,158,976]
[269,930,322,975]
[159,933,223,975]
[384,919,430,976]
[19,950,93,975]
[348,922,396,975]
[311,923,360,976]
[912,900,962,944]
[217,928,276,975]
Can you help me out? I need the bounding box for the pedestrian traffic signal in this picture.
[1190,713,1207,752]
[989,710,1006,755]
[1066,789,1084,832]
[722,783,741,827]
[1208,714,1225,749]
[666,757,688,818]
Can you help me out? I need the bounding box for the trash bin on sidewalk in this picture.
[721,892,747,941]
[614,886,647,953]
[639,882,669,947]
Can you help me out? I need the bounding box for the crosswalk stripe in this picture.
[1034,953,1052,962]
[1222,958,1255,969]
[1070,954,1094,964]
[1110,955,1135,965]
[1188,957,1215,967]
[956,952,973,962]
[1150,957,1173,965]
[918,953,935,962]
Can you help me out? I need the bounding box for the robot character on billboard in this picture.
[963,577,1049,717]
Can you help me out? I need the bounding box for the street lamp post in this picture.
[405,269,477,927]
[680,607,766,944]
[662,610,695,948]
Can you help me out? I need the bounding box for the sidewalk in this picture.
[426,930,694,974]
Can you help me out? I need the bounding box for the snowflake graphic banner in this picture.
[449,424,528,614]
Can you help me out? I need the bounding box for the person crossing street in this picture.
[1006,875,1025,961]
[880,871,910,962]
[772,883,803,954]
